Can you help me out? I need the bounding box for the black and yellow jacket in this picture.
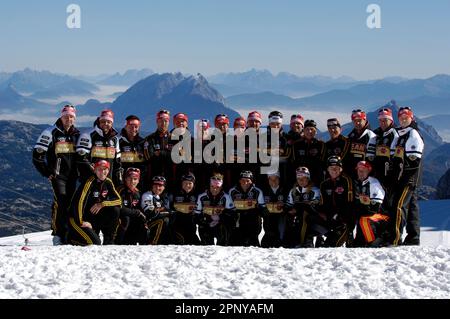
[119,129,146,176]
[70,176,122,225]
[117,185,142,218]
[33,119,80,180]
[291,137,326,186]
[170,189,197,215]
[372,125,399,186]
[325,135,350,168]
[76,120,121,182]
[319,174,354,224]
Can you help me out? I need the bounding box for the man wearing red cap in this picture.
[67,159,121,245]
[372,107,399,188]
[115,167,147,245]
[119,115,146,189]
[242,111,263,183]
[33,104,80,245]
[169,112,195,190]
[346,109,376,178]
[193,119,212,193]
[286,114,304,145]
[143,109,173,189]
[353,161,389,247]
[211,113,232,187]
[260,111,289,186]
[76,109,122,185]
[388,106,424,246]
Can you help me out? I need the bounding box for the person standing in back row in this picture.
[33,105,80,245]
[388,106,424,246]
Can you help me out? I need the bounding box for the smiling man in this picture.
[33,105,80,245]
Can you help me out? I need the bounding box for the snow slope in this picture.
[0,200,449,299]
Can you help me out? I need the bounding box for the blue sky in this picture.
[0,0,449,79]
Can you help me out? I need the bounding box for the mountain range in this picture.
[225,74,450,116]
[0,85,52,112]
[97,68,154,86]
[79,72,240,130]
[208,69,361,97]
[0,68,99,99]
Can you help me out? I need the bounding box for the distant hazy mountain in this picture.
[297,74,450,112]
[98,69,154,86]
[423,114,450,131]
[106,72,240,130]
[436,168,450,199]
[75,73,113,84]
[75,99,113,119]
[423,143,450,189]
[0,72,11,84]
[392,96,450,117]
[0,85,52,112]
[30,79,99,99]
[208,69,359,97]
[226,91,297,108]
[225,74,450,115]
[0,68,99,98]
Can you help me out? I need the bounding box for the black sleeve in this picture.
[32,149,51,178]
[77,152,94,180]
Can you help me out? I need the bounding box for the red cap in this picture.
[152,176,166,186]
[351,110,367,121]
[61,105,76,118]
[356,161,372,172]
[173,113,188,126]
[125,167,141,179]
[291,114,304,126]
[398,107,414,119]
[214,114,229,127]
[156,110,171,122]
[247,111,262,123]
[100,109,114,123]
[94,160,110,170]
[233,117,247,129]
[378,108,393,121]
[198,119,210,130]
[126,119,140,126]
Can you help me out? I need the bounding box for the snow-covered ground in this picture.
[0,200,449,299]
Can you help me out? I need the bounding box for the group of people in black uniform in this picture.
[32,103,424,247]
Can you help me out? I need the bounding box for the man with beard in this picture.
[346,109,376,178]
[76,109,122,185]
